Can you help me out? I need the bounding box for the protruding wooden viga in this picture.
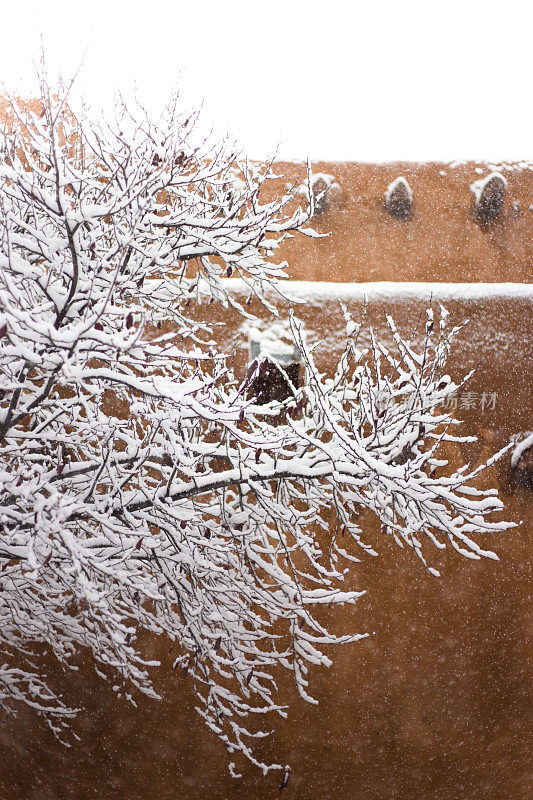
[472,171,507,221]
[385,176,413,220]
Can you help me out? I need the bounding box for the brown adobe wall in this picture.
[264,161,533,283]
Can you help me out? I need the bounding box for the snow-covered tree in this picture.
[0,76,512,778]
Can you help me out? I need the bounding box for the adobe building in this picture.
[166,160,533,800]
[1,160,532,800]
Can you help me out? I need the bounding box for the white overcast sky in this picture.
[1,0,531,162]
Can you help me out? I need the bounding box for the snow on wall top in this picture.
[221,279,533,301]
